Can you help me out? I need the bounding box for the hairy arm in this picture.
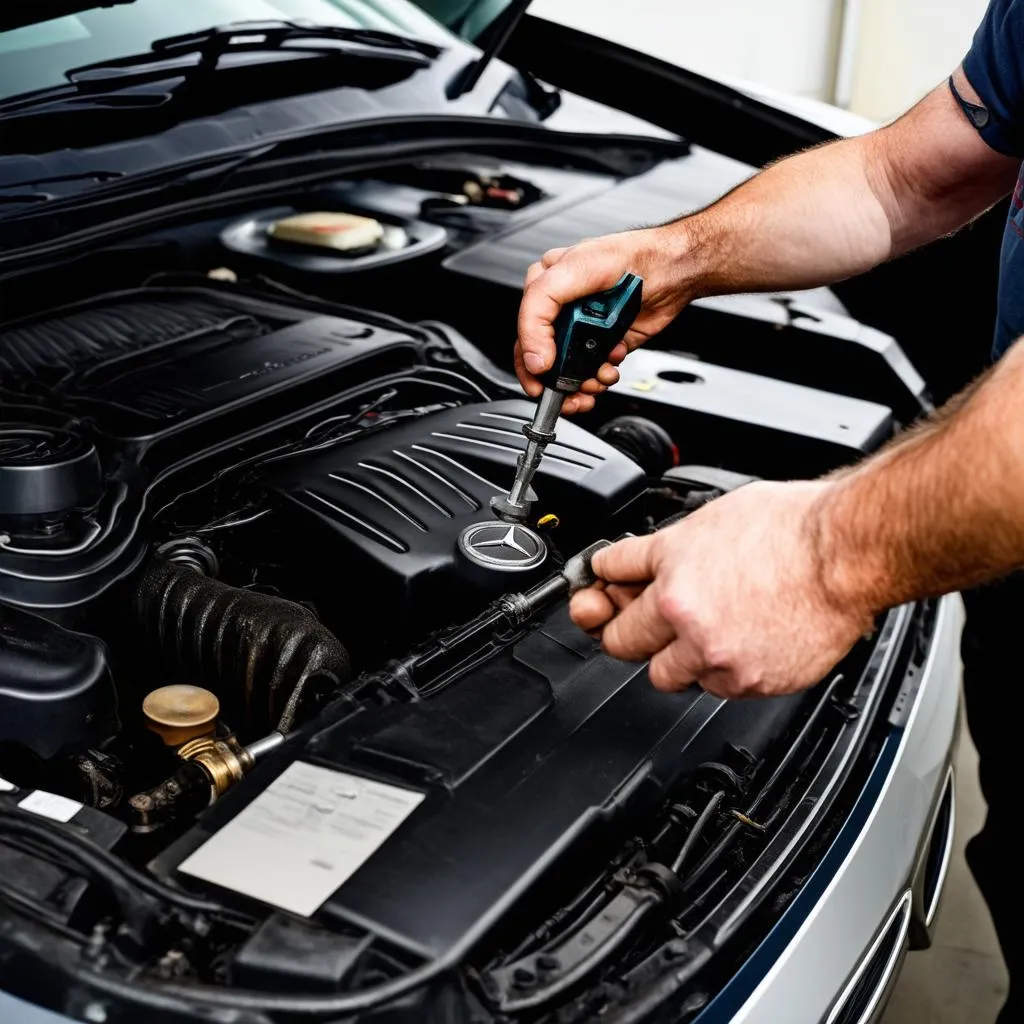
[569,340,1024,698]
[517,71,1019,410]
[668,70,1019,302]
[819,337,1024,611]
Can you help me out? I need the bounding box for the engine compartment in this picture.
[0,269,888,756]
[0,151,922,1023]
[0,281,653,743]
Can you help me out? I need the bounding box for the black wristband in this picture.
[949,75,991,130]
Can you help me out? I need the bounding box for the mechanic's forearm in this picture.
[661,81,1015,303]
[815,341,1024,612]
[662,134,892,301]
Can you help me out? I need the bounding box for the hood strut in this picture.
[446,0,533,100]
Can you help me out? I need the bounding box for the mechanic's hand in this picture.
[569,481,876,698]
[515,227,690,414]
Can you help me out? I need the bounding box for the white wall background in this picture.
[846,0,989,121]
[531,0,992,124]
[531,0,841,103]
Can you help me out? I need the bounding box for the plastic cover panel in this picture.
[0,287,423,609]
[164,605,805,962]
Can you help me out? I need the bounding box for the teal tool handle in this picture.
[539,273,643,393]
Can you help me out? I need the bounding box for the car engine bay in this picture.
[0,151,933,1023]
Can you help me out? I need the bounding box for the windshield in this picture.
[0,0,457,102]
[411,1,512,39]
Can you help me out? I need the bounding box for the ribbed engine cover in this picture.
[260,399,646,643]
[0,287,422,610]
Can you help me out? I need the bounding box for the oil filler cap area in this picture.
[457,521,548,573]
[0,425,103,518]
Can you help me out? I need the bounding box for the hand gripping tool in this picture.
[492,272,643,524]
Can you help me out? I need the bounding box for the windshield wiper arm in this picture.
[71,19,441,79]
[0,20,441,118]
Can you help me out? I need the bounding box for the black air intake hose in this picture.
[134,559,350,733]
[597,416,678,476]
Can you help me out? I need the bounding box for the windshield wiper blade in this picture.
[0,20,441,122]
[70,19,441,80]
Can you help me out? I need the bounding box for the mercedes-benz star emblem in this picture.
[458,521,547,572]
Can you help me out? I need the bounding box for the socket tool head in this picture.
[492,389,564,523]
[490,491,531,523]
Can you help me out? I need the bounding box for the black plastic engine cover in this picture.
[0,288,423,610]
[7,289,423,458]
[259,399,646,642]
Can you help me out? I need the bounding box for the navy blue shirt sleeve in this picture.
[962,0,1024,156]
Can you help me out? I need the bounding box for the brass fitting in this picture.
[179,735,254,798]
[128,733,260,831]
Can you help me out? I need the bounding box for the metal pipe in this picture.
[245,731,286,761]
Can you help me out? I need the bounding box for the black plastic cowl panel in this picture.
[160,604,805,967]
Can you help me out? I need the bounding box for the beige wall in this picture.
[530,0,843,101]
[846,0,990,122]
[532,0,993,123]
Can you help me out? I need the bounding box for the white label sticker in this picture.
[18,790,82,823]
[178,762,425,917]
[0,777,15,792]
